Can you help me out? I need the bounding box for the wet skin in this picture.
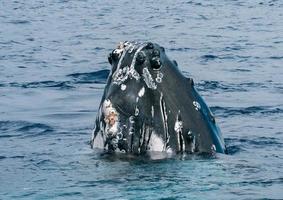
[91,41,227,155]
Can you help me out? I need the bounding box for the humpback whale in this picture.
[91,41,226,155]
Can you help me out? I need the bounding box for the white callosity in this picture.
[113,66,131,85]
[112,41,160,91]
[121,84,126,91]
[142,68,157,89]
[174,113,185,152]
[112,42,146,85]
[128,116,135,135]
[148,132,165,152]
[159,93,169,149]
[155,71,163,83]
[138,87,145,97]
[193,101,201,111]
[211,144,216,152]
[174,119,183,133]
[187,131,196,153]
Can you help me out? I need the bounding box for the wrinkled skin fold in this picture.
[91,41,227,155]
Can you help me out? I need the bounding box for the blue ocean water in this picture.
[0,0,283,199]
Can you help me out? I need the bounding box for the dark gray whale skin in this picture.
[91,41,226,155]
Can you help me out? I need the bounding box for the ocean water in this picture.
[0,0,283,199]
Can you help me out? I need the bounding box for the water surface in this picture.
[0,0,283,199]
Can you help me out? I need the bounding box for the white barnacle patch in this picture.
[128,67,140,80]
[211,144,216,152]
[174,119,183,133]
[160,92,169,145]
[102,99,119,137]
[174,112,185,152]
[138,87,145,97]
[187,131,196,153]
[121,84,126,91]
[166,147,173,154]
[148,132,165,152]
[134,107,139,116]
[112,42,146,85]
[113,48,124,55]
[103,99,111,109]
[155,71,163,83]
[142,68,157,89]
[193,101,201,111]
[128,116,135,135]
[112,66,141,85]
[113,66,129,85]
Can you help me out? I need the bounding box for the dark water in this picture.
[1,0,283,199]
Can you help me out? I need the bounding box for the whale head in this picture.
[91,41,227,155]
[91,41,178,154]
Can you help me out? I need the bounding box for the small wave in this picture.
[7,20,30,24]
[224,46,244,51]
[6,70,110,89]
[152,25,165,29]
[0,121,53,138]
[237,178,283,187]
[224,143,242,155]
[9,81,74,89]
[229,68,251,72]
[197,80,230,91]
[225,136,283,154]
[67,69,110,84]
[169,47,192,52]
[246,137,283,147]
[211,106,283,117]
[269,56,283,60]
[225,138,246,154]
[17,123,53,133]
[10,155,25,159]
[201,54,218,60]
[29,159,60,170]
[0,156,6,160]
[57,192,82,197]
[197,80,267,92]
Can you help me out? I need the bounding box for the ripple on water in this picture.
[67,69,110,84]
[197,80,268,92]
[225,136,283,153]
[7,20,30,25]
[9,81,74,89]
[0,121,54,138]
[211,106,283,117]
[1,0,283,199]
[4,69,110,89]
